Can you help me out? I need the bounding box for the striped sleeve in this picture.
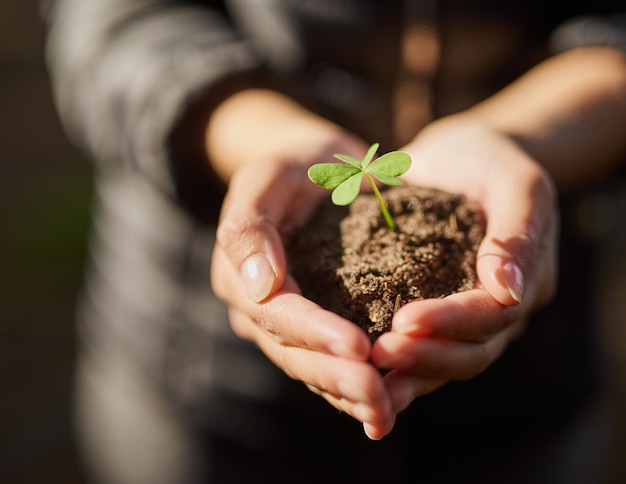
[550,12,626,54]
[43,0,264,194]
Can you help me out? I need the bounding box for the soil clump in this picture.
[287,185,486,341]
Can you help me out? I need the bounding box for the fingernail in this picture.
[500,261,523,304]
[363,422,377,440]
[241,254,275,302]
[363,416,396,440]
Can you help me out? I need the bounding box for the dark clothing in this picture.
[42,1,626,482]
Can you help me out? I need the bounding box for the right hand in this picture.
[211,136,397,440]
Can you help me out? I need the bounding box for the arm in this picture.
[469,46,626,192]
[371,45,626,421]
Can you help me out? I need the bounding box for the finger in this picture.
[476,154,558,307]
[239,290,371,359]
[214,245,371,360]
[371,327,514,380]
[217,160,322,303]
[307,385,396,440]
[402,124,558,308]
[391,289,520,341]
[362,417,397,441]
[231,308,390,410]
[384,372,448,413]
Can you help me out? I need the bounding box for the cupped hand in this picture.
[211,137,395,439]
[370,115,559,417]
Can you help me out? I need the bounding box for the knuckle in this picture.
[252,302,294,370]
[216,213,274,262]
[216,216,253,248]
[256,303,284,341]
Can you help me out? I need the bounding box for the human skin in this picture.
[207,46,626,439]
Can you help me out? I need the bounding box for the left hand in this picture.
[368,116,559,434]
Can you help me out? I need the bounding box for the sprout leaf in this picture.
[307,143,412,231]
[368,151,411,177]
[333,153,363,168]
[361,142,380,168]
[308,163,361,190]
[331,172,364,206]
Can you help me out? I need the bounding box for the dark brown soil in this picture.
[287,185,486,341]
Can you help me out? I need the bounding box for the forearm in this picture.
[465,46,626,192]
[205,89,361,183]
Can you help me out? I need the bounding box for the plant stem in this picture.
[366,174,397,231]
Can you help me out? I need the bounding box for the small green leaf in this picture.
[369,171,404,186]
[307,142,412,231]
[367,151,411,177]
[331,172,364,205]
[308,163,361,190]
[361,143,380,168]
[333,153,362,168]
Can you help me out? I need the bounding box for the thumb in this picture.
[476,165,557,308]
[215,159,320,302]
[217,216,284,303]
[477,244,526,307]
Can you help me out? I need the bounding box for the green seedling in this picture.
[307,143,411,231]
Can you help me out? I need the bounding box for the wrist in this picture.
[206,88,361,181]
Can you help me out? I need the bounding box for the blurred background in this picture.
[0,1,624,483]
[0,1,90,482]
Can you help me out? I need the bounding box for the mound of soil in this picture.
[287,185,486,341]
